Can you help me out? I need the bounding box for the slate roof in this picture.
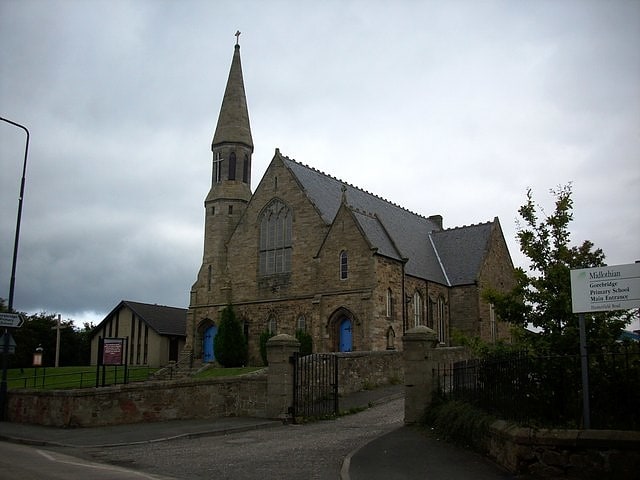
[93,300,187,338]
[280,154,496,287]
[430,221,495,286]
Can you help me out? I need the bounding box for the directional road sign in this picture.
[0,313,24,328]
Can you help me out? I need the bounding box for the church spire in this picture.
[212,37,253,152]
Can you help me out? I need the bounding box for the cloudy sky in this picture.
[1,0,638,327]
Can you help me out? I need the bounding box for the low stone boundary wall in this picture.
[487,421,640,479]
[8,372,267,427]
[335,350,403,395]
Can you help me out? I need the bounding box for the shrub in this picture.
[213,306,247,367]
[423,398,495,448]
[295,329,313,356]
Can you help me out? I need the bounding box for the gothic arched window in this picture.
[259,199,292,275]
[228,152,237,180]
[267,314,277,335]
[243,154,249,183]
[437,296,446,343]
[340,250,348,280]
[386,288,393,318]
[413,291,423,327]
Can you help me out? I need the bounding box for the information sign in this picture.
[570,263,640,313]
[102,338,125,365]
[0,313,24,328]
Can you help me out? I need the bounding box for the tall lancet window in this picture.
[213,152,223,183]
[228,152,237,180]
[259,199,292,275]
[243,155,249,183]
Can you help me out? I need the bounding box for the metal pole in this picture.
[578,313,591,429]
[0,116,29,422]
[0,116,30,313]
[54,314,61,368]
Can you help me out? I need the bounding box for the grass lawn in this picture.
[193,366,264,378]
[6,365,155,390]
[6,365,263,389]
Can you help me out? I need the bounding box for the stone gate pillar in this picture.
[266,334,300,419]
[402,325,439,424]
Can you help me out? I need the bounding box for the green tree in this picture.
[486,184,628,354]
[213,306,247,367]
[6,311,92,368]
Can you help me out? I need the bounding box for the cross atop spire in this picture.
[235,30,241,46]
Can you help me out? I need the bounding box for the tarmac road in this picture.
[1,391,517,479]
[76,398,405,480]
[0,441,173,480]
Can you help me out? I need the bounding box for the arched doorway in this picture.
[203,324,217,362]
[327,307,356,352]
[339,318,352,352]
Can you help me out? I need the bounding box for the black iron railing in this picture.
[436,344,640,430]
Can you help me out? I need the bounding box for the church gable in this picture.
[226,152,331,301]
[315,202,376,289]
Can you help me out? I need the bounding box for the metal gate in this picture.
[291,353,339,418]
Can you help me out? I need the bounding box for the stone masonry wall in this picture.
[486,421,640,479]
[8,373,267,427]
[335,350,403,395]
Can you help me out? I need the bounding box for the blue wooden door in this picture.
[203,325,217,362]
[339,318,352,352]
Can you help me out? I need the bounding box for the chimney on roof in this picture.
[428,214,443,230]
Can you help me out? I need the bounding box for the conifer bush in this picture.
[213,306,247,367]
[295,329,313,356]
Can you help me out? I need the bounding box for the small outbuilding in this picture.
[90,300,186,368]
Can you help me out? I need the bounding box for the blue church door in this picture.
[339,318,352,352]
[203,325,217,362]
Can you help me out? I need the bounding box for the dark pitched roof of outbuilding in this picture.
[280,153,497,286]
[93,300,187,338]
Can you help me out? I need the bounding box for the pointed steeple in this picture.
[212,42,253,151]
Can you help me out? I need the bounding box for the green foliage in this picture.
[484,184,628,355]
[7,365,154,390]
[423,398,495,448]
[259,331,275,366]
[451,329,520,357]
[7,311,92,368]
[295,329,313,356]
[213,306,247,367]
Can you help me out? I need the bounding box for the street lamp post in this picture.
[0,116,30,312]
[0,116,30,421]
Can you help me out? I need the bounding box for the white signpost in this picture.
[569,262,640,429]
[0,313,24,328]
[570,263,640,314]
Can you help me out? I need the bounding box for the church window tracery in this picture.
[259,199,292,275]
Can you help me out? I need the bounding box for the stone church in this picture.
[185,41,515,365]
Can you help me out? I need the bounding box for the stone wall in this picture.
[487,421,640,479]
[8,373,268,427]
[335,350,403,395]
[6,341,402,427]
